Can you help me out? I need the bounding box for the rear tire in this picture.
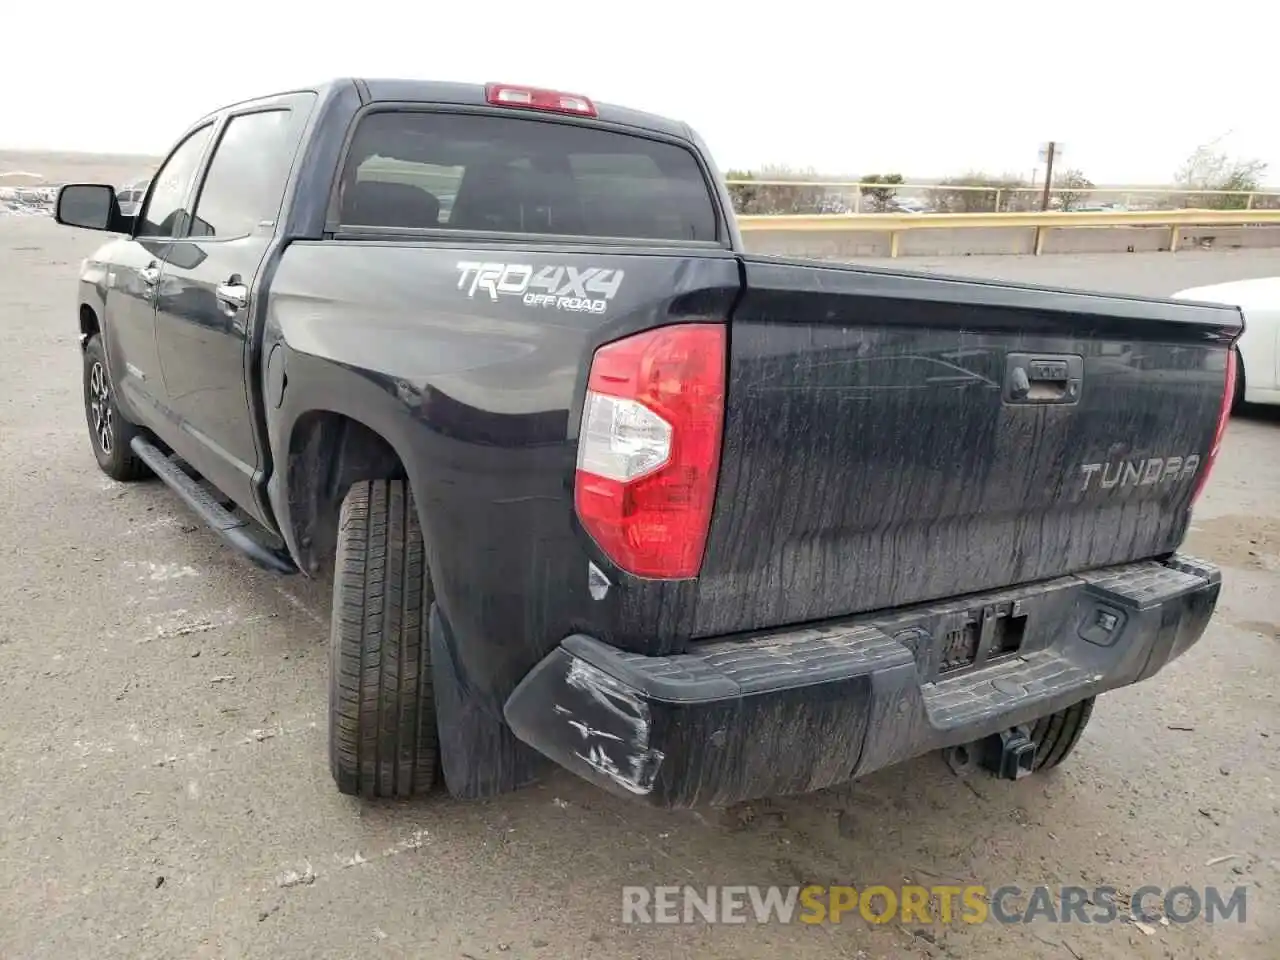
[328,478,439,799]
[1029,697,1094,772]
[83,334,150,482]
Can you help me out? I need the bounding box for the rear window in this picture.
[337,110,719,243]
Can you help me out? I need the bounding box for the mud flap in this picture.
[430,604,550,799]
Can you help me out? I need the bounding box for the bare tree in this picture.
[859,173,904,213]
[723,165,828,215]
[1175,146,1267,210]
[1054,168,1095,211]
[928,172,1031,213]
[724,168,760,214]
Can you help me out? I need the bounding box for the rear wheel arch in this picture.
[283,410,412,576]
[282,411,442,799]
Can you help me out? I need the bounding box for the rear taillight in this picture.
[574,324,726,579]
[1191,349,1237,505]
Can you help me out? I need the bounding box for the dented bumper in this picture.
[503,556,1220,808]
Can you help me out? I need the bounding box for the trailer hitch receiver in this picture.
[980,725,1037,780]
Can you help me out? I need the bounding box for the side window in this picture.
[188,110,296,239]
[137,125,215,238]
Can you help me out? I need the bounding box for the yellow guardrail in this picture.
[724,179,1280,212]
[736,208,1280,257]
[726,179,1280,193]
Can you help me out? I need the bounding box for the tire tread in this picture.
[329,478,437,799]
[1030,697,1094,772]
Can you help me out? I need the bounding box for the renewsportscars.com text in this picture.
[621,884,1249,926]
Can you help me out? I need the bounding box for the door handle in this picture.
[1004,353,1083,405]
[139,264,160,286]
[216,282,248,310]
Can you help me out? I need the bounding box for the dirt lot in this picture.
[0,216,1277,959]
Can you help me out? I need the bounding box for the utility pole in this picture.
[1039,141,1057,211]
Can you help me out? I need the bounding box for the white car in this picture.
[1173,278,1280,408]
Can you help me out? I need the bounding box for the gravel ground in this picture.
[1,216,1277,959]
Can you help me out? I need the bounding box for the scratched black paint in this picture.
[692,257,1239,637]
[264,243,741,709]
[266,241,1239,750]
[64,78,1243,803]
[507,556,1221,806]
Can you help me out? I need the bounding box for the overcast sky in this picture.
[3,0,1276,185]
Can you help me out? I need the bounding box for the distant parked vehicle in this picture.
[115,178,150,217]
[1174,278,1280,408]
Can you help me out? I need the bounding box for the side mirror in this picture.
[54,184,125,232]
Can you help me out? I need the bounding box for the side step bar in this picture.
[129,436,298,575]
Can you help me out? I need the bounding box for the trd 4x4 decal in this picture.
[456,262,625,314]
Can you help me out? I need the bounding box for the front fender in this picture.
[77,268,108,347]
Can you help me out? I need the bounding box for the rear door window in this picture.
[337,111,719,243]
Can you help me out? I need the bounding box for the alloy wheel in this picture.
[88,361,114,455]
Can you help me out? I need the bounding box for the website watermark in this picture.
[621,884,1249,926]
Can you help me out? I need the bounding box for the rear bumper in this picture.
[504,555,1220,807]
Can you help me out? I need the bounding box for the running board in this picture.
[129,436,298,575]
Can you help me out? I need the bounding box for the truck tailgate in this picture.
[690,257,1241,637]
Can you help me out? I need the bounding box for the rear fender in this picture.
[265,345,437,582]
[266,344,550,798]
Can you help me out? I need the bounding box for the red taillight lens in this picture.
[485,83,597,117]
[1191,348,1237,505]
[574,324,726,579]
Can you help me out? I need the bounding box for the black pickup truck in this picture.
[55,78,1239,807]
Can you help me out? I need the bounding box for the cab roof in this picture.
[358,78,691,139]
[212,78,692,142]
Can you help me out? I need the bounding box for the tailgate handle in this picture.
[1005,353,1083,405]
